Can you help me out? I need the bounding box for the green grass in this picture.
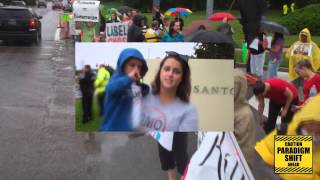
[75,96,102,132]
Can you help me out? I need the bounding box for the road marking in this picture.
[55,28,61,41]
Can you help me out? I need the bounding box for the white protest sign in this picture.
[148,132,174,151]
[73,0,100,22]
[183,132,254,180]
[69,17,77,35]
[291,42,313,56]
[267,36,272,49]
[249,38,259,50]
[105,22,129,42]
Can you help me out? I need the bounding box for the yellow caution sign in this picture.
[274,135,313,174]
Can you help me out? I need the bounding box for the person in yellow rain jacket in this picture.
[286,28,320,81]
[255,95,320,180]
[94,65,110,116]
[283,4,289,16]
[145,20,162,42]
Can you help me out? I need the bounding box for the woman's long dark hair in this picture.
[271,32,284,47]
[151,55,191,102]
[168,20,178,37]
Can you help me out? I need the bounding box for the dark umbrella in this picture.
[118,6,132,14]
[185,30,233,44]
[260,20,290,35]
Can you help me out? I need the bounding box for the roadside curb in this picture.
[235,62,289,72]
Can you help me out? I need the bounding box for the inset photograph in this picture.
[75,42,234,132]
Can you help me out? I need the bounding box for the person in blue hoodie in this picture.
[100,48,149,131]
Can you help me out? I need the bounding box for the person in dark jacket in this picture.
[127,14,147,42]
[79,65,95,123]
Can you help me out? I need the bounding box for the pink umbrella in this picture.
[208,12,236,21]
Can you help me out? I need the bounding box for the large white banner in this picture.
[73,1,100,22]
[183,132,254,180]
[105,22,129,42]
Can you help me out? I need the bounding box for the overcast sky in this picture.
[75,42,197,70]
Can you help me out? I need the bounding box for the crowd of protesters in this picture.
[73,7,189,43]
[72,3,320,179]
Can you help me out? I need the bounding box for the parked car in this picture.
[52,0,63,10]
[37,0,47,8]
[0,6,42,45]
[9,1,26,7]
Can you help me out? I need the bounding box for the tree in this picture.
[206,0,213,17]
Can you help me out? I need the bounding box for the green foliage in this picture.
[266,0,320,9]
[279,4,320,36]
[194,43,235,59]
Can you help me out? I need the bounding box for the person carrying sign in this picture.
[79,21,98,42]
[285,28,320,82]
[255,95,320,180]
[106,12,121,23]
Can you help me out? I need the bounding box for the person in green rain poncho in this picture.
[94,65,110,116]
[79,21,99,42]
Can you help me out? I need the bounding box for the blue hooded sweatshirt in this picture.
[100,48,149,131]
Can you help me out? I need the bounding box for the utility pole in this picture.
[206,0,214,17]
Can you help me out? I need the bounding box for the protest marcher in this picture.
[234,69,256,170]
[175,17,184,31]
[127,14,147,42]
[216,17,234,38]
[294,60,320,103]
[106,12,121,23]
[100,48,149,131]
[145,20,162,42]
[249,31,268,80]
[267,32,285,78]
[135,52,197,180]
[153,7,164,30]
[161,20,184,42]
[197,25,206,30]
[255,94,320,180]
[285,28,320,82]
[79,21,98,42]
[139,51,198,131]
[79,65,95,123]
[253,78,298,134]
[162,17,170,33]
[94,65,110,117]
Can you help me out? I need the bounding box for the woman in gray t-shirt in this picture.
[141,52,198,179]
[139,52,198,131]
